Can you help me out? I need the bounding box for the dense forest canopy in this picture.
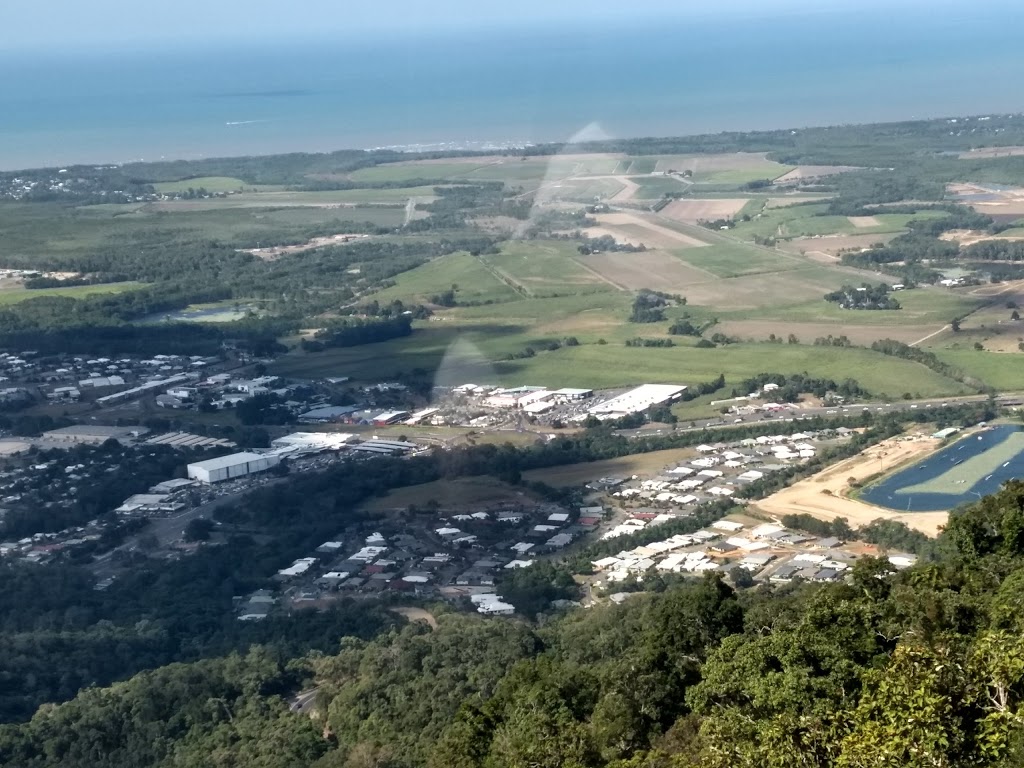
[6,478,1024,766]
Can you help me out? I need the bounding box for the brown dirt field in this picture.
[974,202,1024,216]
[774,165,859,182]
[579,250,715,292]
[660,198,750,222]
[780,233,898,256]
[848,215,881,228]
[948,182,1024,216]
[592,212,710,249]
[959,146,1024,159]
[712,320,939,346]
[755,433,948,535]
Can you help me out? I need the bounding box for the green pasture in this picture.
[348,163,484,183]
[930,349,1024,391]
[150,187,437,208]
[0,281,146,305]
[370,251,521,305]
[153,176,266,194]
[718,288,984,326]
[272,313,967,396]
[483,240,615,297]
[898,431,1024,495]
[678,242,801,278]
[0,201,405,266]
[544,177,625,201]
[630,177,691,198]
[691,165,795,185]
[626,158,658,174]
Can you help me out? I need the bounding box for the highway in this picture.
[619,392,1015,439]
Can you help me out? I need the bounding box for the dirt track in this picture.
[755,433,949,535]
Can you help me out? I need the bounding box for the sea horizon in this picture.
[3,7,1024,171]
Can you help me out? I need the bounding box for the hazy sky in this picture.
[2,0,971,52]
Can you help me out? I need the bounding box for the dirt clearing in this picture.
[579,250,715,292]
[948,182,1024,216]
[940,229,1024,247]
[243,233,372,259]
[847,215,881,228]
[390,607,439,629]
[592,212,710,249]
[755,433,948,535]
[660,199,749,223]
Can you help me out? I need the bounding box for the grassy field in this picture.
[348,163,487,183]
[484,240,615,296]
[718,288,984,325]
[542,177,626,201]
[272,316,968,397]
[153,176,267,194]
[931,349,1024,390]
[148,187,438,209]
[0,281,145,305]
[630,177,693,198]
[523,447,700,486]
[1,202,404,264]
[730,204,946,242]
[692,166,795,185]
[679,242,801,278]
[370,251,521,305]
[359,475,531,511]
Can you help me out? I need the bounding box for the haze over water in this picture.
[3,5,1024,169]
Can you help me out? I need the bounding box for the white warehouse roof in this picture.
[588,384,687,417]
[188,452,268,471]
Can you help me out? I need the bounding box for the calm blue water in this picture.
[3,7,1024,169]
[861,425,1024,512]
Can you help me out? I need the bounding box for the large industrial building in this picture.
[187,452,280,484]
[588,384,687,419]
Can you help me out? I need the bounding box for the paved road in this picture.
[620,392,1018,440]
[289,689,319,715]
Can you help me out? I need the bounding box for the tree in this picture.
[1012,310,1020,321]
[183,518,214,542]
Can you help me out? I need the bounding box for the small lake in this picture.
[860,425,1024,512]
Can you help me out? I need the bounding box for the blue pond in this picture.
[860,425,1024,512]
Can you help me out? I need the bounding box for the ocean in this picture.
[3,6,1024,170]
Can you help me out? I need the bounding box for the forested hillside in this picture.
[5,481,1024,767]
